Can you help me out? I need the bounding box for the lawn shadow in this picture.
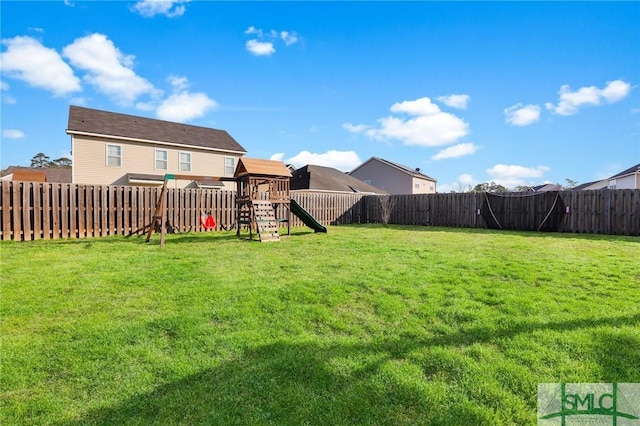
[144,228,320,245]
[340,223,639,242]
[61,339,492,426]
[62,313,640,425]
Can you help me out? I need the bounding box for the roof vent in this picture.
[415,167,421,172]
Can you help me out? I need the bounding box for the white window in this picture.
[608,179,617,189]
[224,157,235,175]
[155,149,168,170]
[106,144,121,167]
[179,152,191,172]
[415,183,420,189]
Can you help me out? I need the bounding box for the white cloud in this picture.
[69,96,86,106]
[486,164,550,187]
[390,97,441,116]
[504,103,541,126]
[2,94,16,105]
[347,97,469,147]
[275,150,362,171]
[0,81,15,104]
[431,142,477,160]
[600,80,631,102]
[244,26,299,56]
[280,31,299,46]
[458,173,476,186]
[245,26,263,37]
[545,80,631,116]
[131,0,188,18]
[167,74,189,91]
[156,92,217,122]
[246,40,275,56]
[343,123,371,133]
[436,94,470,109]
[0,36,81,96]
[154,75,217,122]
[62,33,157,105]
[437,173,477,193]
[3,129,25,139]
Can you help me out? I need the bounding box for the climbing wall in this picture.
[251,200,280,242]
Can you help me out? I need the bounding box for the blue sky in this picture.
[1,1,639,191]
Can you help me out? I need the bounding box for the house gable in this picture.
[291,164,386,194]
[350,157,436,194]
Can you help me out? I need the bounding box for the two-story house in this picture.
[349,157,437,195]
[575,163,640,190]
[67,106,247,189]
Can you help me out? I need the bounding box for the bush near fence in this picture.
[1,181,638,241]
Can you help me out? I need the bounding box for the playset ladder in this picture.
[252,200,280,242]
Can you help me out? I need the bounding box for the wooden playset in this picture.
[146,158,295,246]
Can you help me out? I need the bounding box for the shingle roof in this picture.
[292,164,387,193]
[234,158,292,178]
[2,166,72,183]
[573,181,596,190]
[531,183,562,192]
[610,163,640,179]
[351,157,437,181]
[67,105,246,153]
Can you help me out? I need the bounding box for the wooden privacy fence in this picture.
[351,190,640,235]
[1,181,639,241]
[0,182,236,241]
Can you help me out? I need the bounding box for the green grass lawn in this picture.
[1,225,639,425]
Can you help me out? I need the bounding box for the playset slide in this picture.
[290,199,327,233]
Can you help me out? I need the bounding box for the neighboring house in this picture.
[67,106,247,189]
[606,163,640,189]
[286,164,297,173]
[291,164,387,194]
[576,163,640,190]
[573,180,609,191]
[530,183,563,192]
[349,157,437,195]
[0,166,72,183]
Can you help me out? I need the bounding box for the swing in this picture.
[198,187,216,230]
[200,213,216,230]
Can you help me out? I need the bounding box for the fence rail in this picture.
[1,181,638,241]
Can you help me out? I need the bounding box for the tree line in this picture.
[29,152,72,168]
[453,179,578,193]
